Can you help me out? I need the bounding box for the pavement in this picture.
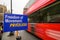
[2,31,40,40]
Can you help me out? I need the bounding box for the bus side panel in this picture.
[35,23,60,40]
[27,23,31,32]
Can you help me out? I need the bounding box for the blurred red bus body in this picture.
[24,0,60,40]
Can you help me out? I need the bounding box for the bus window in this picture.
[28,1,60,23]
[47,2,60,23]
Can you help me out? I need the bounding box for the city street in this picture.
[2,31,40,40]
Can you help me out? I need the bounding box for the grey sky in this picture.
[0,0,29,14]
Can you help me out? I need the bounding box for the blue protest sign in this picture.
[4,14,28,32]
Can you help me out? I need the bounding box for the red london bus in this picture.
[24,0,60,40]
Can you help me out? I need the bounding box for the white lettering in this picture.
[5,19,22,23]
[5,15,23,19]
